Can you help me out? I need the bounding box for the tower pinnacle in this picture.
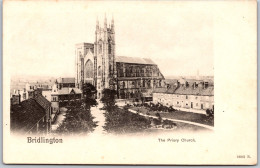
[104,13,107,28]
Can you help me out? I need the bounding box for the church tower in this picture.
[94,14,116,91]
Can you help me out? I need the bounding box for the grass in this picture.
[130,106,214,126]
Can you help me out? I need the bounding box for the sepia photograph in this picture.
[3,0,257,165]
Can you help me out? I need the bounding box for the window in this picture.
[108,43,112,54]
[177,101,179,104]
[98,43,102,54]
[186,95,188,99]
[98,66,102,76]
[85,59,94,78]
[196,103,198,106]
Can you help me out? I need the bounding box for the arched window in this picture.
[85,59,94,78]
[98,41,102,54]
[98,66,101,76]
[108,38,112,54]
[108,43,112,54]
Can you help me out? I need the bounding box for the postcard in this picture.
[3,0,257,165]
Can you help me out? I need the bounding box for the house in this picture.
[10,94,52,134]
[153,79,214,114]
[56,77,75,89]
[51,83,82,115]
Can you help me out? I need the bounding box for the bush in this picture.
[206,109,214,117]
[168,106,176,112]
[155,112,161,118]
[152,118,161,125]
[100,88,117,112]
[56,99,97,135]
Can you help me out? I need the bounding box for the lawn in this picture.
[130,106,214,126]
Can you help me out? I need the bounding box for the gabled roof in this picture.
[52,88,82,95]
[153,84,214,96]
[69,88,82,94]
[115,56,156,65]
[153,85,178,94]
[173,86,214,96]
[11,99,46,132]
[34,94,51,110]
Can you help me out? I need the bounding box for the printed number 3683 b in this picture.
[237,155,251,159]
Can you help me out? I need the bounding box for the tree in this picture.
[100,88,117,111]
[206,108,214,117]
[55,99,97,135]
[82,83,97,109]
[101,88,151,133]
[155,112,162,124]
[55,83,98,135]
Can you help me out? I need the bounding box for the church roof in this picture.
[115,56,156,65]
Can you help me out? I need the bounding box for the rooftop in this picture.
[11,99,46,133]
[34,94,51,110]
[154,85,214,96]
[116,56,156,65]
[52,87,82,95]
[57,77,75,84]
[174,86,214,96]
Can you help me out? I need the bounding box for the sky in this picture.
[4,1,214,78]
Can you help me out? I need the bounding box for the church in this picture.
[75,16,165,100]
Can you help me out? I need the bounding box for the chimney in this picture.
[185,81,189,88]
[205,82,208,89]
[18,94,21,104]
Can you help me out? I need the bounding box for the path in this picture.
[90,100,106,134]
[127,108,214,130]
[51,107,67,131]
